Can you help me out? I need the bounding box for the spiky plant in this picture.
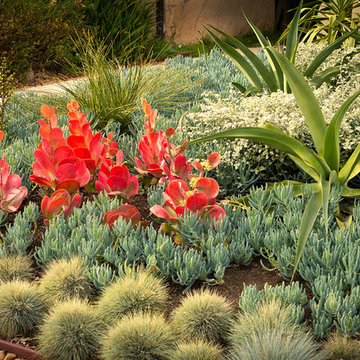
[96,270,168,325]
[38,299,103,360]
[38,257,93,303]
[323,332,360,360]
[0,280,47,339]
[170,340,224,360]
[171,289,234,344]
[0,255,33,283]
[229,300,326,360]
[101,312,176,360]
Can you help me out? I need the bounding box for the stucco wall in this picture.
[164,0,276,44]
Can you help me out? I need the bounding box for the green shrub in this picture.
[323,332,360,360]
[38,257,93,303]
[0,0,84,79]
[83,0,159,62]
[38,299,102,360]
[96,270,168,325]
[101,312,176,360]
[0,280,47,339]
[171,289,233,344]
[229,301,326,360]
[0,255,33,283]
[170,340,223,360]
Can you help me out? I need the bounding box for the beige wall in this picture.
[164,0,276,44]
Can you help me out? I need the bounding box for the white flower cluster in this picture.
[181,44,360,180]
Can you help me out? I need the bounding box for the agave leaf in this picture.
[309,66,341,88]
[206,27,264,90]
[232,82,246,93]
[208,25,278,92]
[342,186,360,197]
[189,126,330,178]
[286,0,302,63]
[305,28,359,77]
[324,90,360,171]
[267,48,327,155]
[339,143,360,184]
[292,189,322,280]
[243,12,284,90]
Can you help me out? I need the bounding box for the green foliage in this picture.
[229,301,326,360]
[239,282,307,324]
[281,0,360,45]
[171,289,233,344]
[323,332,360,360]
[170,341,224,360]
[190,48,360,277]
[83,0,159,62]
[56,41,198,131]
[35,194,254,289]
[38,299,102,360]
[0,255,33,283]
[0,57,16,130]
[0,202,40,257]
[0,0,85,79]
[101,312,176,360]
[206,0,357,95]
[96,270,168,325]
[0,280,47,339]
[38,257,93,303]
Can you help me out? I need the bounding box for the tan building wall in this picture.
[164,0,276,44]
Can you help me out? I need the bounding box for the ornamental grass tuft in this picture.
[171,288,233,344]
[0,280,47,339]
[323,332,360,360]
[170,340,224,360]
[96,269,168,325]
[101,312,176,360]
[0,255,33,283]
[38,299,103,360]
[38,257,93,303]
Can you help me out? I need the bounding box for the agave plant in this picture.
[189,48,360,277]
[207,0,358,95]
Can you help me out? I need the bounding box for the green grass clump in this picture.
[323,332,360,360]
[38,299,103,360]
[101,312,176,360]
[170,340,223,360]
[0,255,32,283]
[171,289,233,344]
[38,257,92,302]
[0,280,47,339]
[96,270,168,325]
[229,301,326,360]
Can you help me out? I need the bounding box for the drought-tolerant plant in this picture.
[104,203,145,229]
[170,340,224,360]
[41,189,81,226]
[0,131,27,219]
[38,299,102,360]
[0,280,47,339]
[101,312,176,360]
[0,255,33,283]
[38,257,93,303]
[229,301,326,360]
[281,0,360,45]
[190,48,360,277]
[96,270,168,325]
[323,332,360,360]
[59,41,198,130]
[207,0,358,95]
[171,289,233,344]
